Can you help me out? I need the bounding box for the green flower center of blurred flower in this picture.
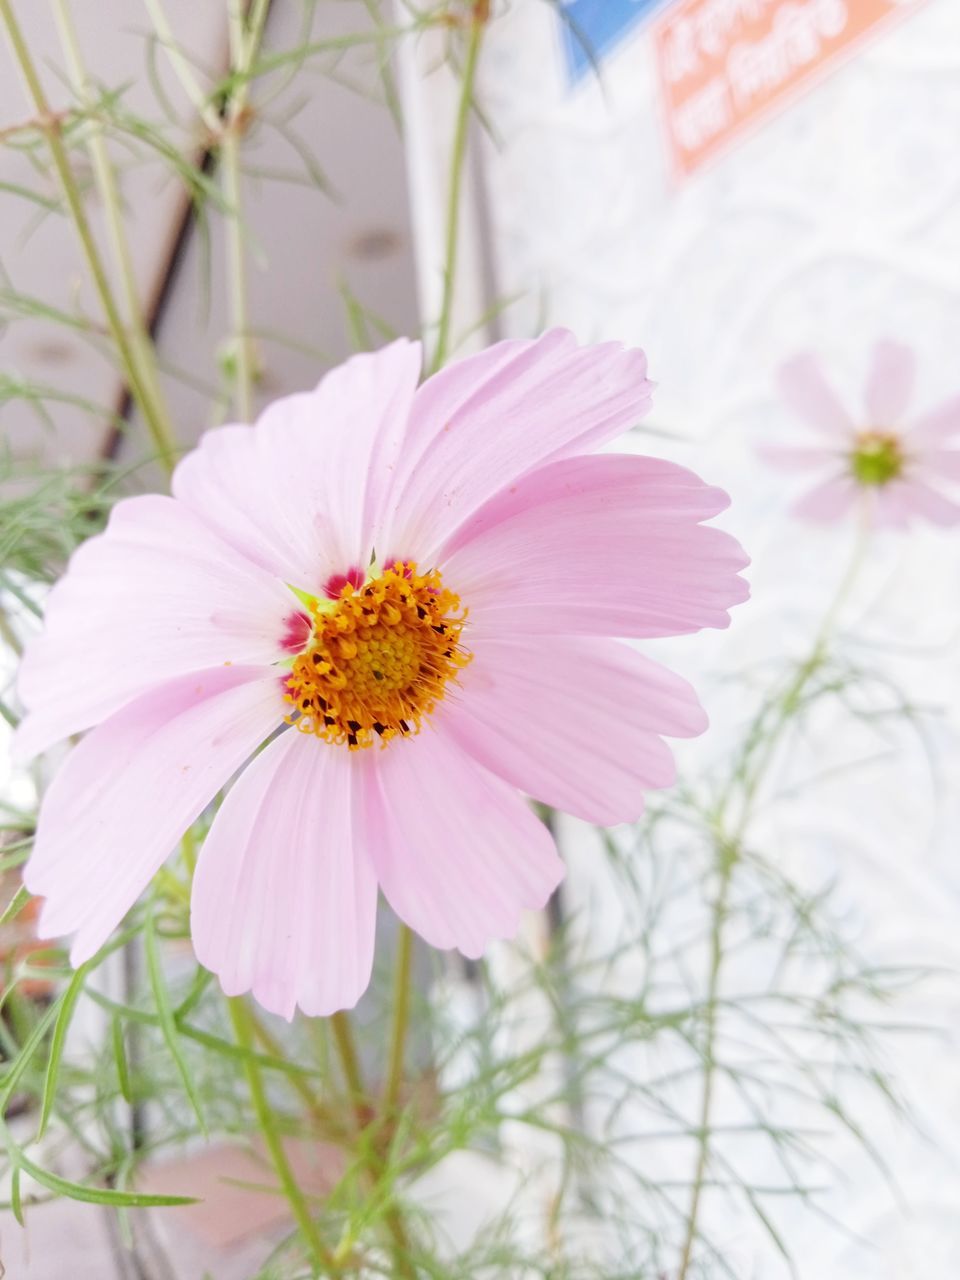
[850,431,903,486]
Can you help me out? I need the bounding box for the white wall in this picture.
[460,1,960,1272]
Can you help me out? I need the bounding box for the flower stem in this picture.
[0,0,178,471]
[674,846,732,1280]
[228,997,335,1275]
[330,1010,415,1276]
[220,124,253,422]
[52,0,177,465]
[676,517,871,1279]
[143,0,222,134]
[219,0,272,422]
[384,924,413,1118]
[330,1011,367,1125]
[232,0,272,72]
[428,6,485,376]
[734,512,871,827]
[147,0,270,424]
[248,1007,347,1140]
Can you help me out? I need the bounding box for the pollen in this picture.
[850,430,904,486]
[285,562,471,750]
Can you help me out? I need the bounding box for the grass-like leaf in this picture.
[37,960,96,1139]
[144,901,208,1137]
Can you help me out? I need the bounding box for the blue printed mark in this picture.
[558,0,669,83]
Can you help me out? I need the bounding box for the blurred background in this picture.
[2,1,959,1276]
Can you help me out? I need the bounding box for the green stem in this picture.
[429,11,485,375]
[234,0,272,70]
[143,0,223,134]
[675,847,732,1280]
[249,1007,347,1141]
[330,1010,368,1127]
[220,125,253,422]
[52,0,176,462]
[735,512,871,827]
[384,924,413,1118]
[148,0,271,423]
[0,0,178,470]
[228,998,335,1275]
[220,0,272,422]
[676,517,872,1279]
[330,1011,414,1276]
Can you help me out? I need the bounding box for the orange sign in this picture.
[653,0,925,177]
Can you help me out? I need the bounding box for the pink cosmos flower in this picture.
[761,341,960,527]
[16,331,749,1019]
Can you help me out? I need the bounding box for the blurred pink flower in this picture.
[762,341,960,526]
[16,331,749,1019]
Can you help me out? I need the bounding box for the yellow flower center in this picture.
[285,562,471,750]
[850,430,904,486]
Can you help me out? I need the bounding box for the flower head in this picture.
[16,331,749,1018]
[761,341,960,526]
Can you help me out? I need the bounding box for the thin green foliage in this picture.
[111,1015,133,1105]
[0,884,29,926]
[36,960,96,1139]
[144,901,208,1136]
[0,3,943,1277]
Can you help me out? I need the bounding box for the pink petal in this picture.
[864,340,916,424]
[442,636,707,826]
[357,727,565,959]
[910,394,960,444]
[791,476,860,523]
[439,454,749,640]
[192,731,377,1019]
[915,449,960,481]
[24,667,284,965]
[173,340,422,587]
[386,330,653,562]
[891,478,960,526]
[873,484,908,528]
[778,353,854,437]
[14,496,295,762]
[755,443,841,472]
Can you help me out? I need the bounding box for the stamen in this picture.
[284,561,471,750]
